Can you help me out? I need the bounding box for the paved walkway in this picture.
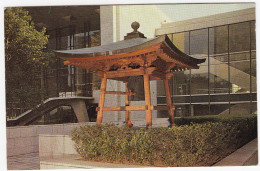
[7,153,40,170]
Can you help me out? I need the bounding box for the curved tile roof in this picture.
[55,35,205,65]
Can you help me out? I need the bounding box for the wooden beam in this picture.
[97,106,146,111]
[97,67,157,78]
[105,91,136,96]
[96,105,175,111]
[151,105,175,110]
[144,72,152,128]
[164,79,175,127]
[125,81,132,127]
[96,73,107,124]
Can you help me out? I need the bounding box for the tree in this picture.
[5,7,50,116]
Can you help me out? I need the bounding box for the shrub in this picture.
[71,115,257,167]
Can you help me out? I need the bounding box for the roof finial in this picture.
[131,21,140,33]
[124,21,146,40]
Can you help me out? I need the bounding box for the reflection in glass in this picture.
[209,64,230,94]
[229,22,250,53]
[252,59,256,92]
[173,71,190,95]
[190,29,208,56]
[175,105,190,117]
[210,104,229,115]
[167,33,173,42]
[230,102,253,115]
[173,32,189,54]
[229,52,250,62]
[192,104,209,116]
[230,60,250,93]
[251,21,256,50]
[190,68,208,94]
[209,26,228,55]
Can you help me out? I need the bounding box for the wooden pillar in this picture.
[163,79,175,127]
[125,81,132,127]
[96,73,107,124]
[143,73,152,128]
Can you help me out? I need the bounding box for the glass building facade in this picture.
[157,20,256,117]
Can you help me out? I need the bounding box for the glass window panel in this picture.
[230,60,250,75]
[251,21,256,50]
[47,38,56,51]
[209,26,228,55]
[229,22,250,53]
[74,32,85,49]
[210,104,229,115]
[252,51,256,59]
[252,93,257,101]
[191,95,209,103]
[210,94,229,102]
[230,103,252,115]
[210,55,228,64]
[190,66,208,95]
[60,35,69,50]
[192,104,209,116]
[190,29,208,57]
[90,30,101,47]
[59,27,71,50]
[173,32,189,54]
[230,61,250,93]
[157,96,166,105]
[230,93,251,102]
[209,64,230,94]
[229,52,250,62]
[46,70,58,97]
[173,70,190,95]
[252,59,256,92]
[173,95,190,104]
[157,80,165,96]
[251,102,257,114]
[175,105,190,117]
[167,33,173,42]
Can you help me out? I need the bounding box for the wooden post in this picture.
[163,79,175,127]
[125,81,132,127]
[96,73,107,124]
[143,73,152,128]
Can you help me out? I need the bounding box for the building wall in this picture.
[155,7,256,117]
[155,3,255,24]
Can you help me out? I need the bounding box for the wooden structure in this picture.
[55,22,205,128]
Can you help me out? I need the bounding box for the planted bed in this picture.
[71,115,257,167]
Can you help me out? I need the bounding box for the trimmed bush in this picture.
[71,115,257,167]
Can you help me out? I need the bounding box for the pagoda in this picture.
[55,22,205,128]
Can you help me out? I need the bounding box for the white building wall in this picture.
[155,3,255,24]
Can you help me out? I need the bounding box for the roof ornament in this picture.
[131,21,140,33]
[124,21,146,40]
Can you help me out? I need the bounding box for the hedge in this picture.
[71,115,257,167]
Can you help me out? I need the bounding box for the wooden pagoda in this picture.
[55,22,205,128]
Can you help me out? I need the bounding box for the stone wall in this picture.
[6,122,95,157]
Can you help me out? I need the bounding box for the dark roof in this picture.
[55,35,206,65]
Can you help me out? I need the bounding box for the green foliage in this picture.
[71,115,257,167]
[5,7,51,110]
